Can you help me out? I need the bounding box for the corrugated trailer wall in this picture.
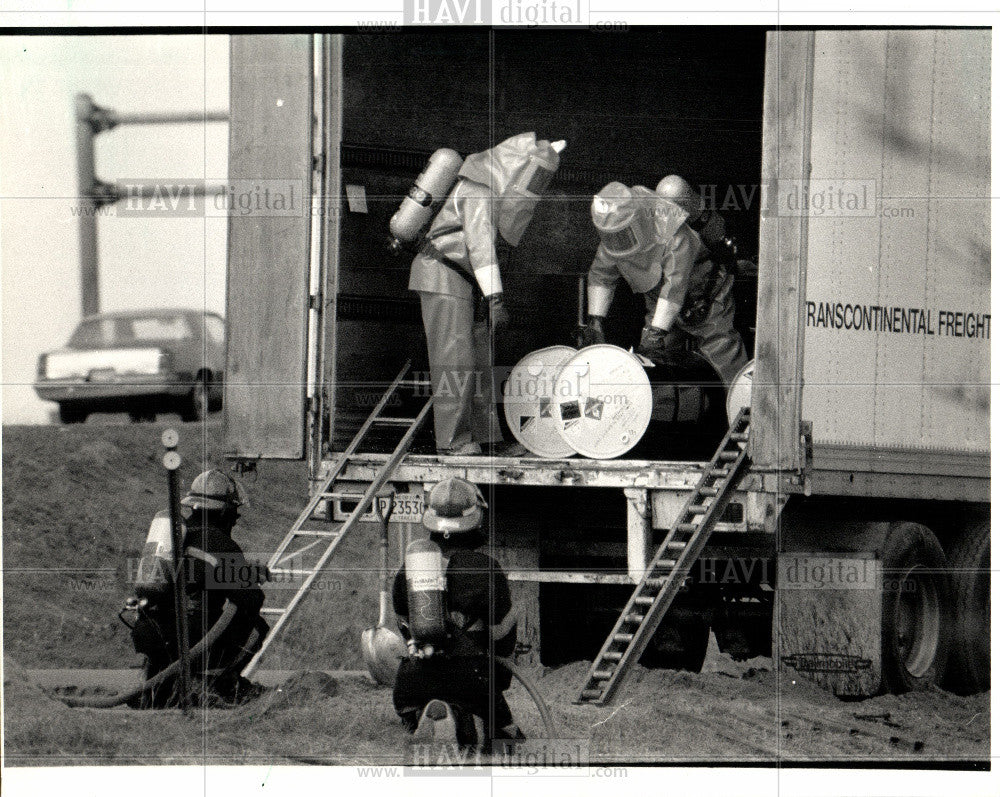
[800,29,990,457]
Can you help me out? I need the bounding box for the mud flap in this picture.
[775,553,882,697]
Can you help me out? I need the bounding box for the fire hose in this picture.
[57,601,237,709]
[497,656,555,739]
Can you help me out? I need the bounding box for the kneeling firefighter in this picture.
[392,477,521,747]
[129,469,269,707]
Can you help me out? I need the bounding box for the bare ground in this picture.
[1,422,990,766]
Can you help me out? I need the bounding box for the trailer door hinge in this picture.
[799,420,814,496]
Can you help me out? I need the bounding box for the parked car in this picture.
[34,308,226,424]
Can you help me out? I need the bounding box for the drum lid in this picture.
[502,345,577,458]
[554,345,653,460]
[726,359,754,426]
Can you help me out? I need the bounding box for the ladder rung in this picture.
[645,577,667,588]
[593,670,613,680]
[699,486,719,496]
[657,559,677,569]
[373,417,418,426]
[625,613,645,624]
[580,689,603,700]
[613,633,634,643]
[294,529,343,537]
[688,504,708,514]
[731,432,749,442]
[718,451,739,462]
[603,652,623,661]
[634,596,654,606]
[261,607,286,615]
[677,523,699,533]
[709,468,730,477]
[665,541,687,551]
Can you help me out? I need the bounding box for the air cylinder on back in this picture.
[389,148,463,246]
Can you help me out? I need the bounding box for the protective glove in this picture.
[637,324,668,360]
[485,293,510,336]
[579,315,606,347]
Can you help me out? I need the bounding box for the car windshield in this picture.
[68,314,194,349]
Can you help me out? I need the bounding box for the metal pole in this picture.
[113,110,229,126]
[162,429,192,713]
[74,93,101,318]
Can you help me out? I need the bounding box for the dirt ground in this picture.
[1,422,990,766]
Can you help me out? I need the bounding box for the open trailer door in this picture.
[224,35,314,459]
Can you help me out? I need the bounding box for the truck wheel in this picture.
[180,378,209,422]
[880,522,953,693]
[640,615,710,672]
[58,403,89,424]
[944,522,989,694]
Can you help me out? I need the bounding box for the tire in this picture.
[944,522,989,695]
[879,522,953,693]
[180,377,210,422]
[58,403,89,424]
[641,614,711,672]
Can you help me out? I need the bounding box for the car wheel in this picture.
[58,403,89,424]
[879,522,953,693]
[180,377,209,422]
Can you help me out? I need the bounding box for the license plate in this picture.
[88,367,117,382]
[333,492,424,523]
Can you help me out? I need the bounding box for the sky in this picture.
[0,34,229,423]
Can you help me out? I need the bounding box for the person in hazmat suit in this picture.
[409,132,566,455]
[391,478,522,749]
[580,178,747,387]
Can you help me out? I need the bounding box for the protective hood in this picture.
[652,197,689,243]
[591,182,659,257]
[457,131,564,246]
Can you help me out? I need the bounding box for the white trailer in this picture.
[224,29,989,697]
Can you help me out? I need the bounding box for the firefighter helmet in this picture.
[181,469,248,511]
[422,477,487,534]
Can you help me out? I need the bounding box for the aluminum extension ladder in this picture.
[242,362,431,678]
[575,407,752,705]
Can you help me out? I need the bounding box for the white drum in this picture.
[726,359,754,426]
[554,345,653,460]
[503,345,577,458]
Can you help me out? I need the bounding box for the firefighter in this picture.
[130,469,268,707]
[391,478,522,748]
[409,132,566,455]
[583,180,747,387]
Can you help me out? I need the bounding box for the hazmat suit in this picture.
[585,181,747,387]
[409,132,565,454]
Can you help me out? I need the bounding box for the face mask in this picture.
[592,184,658,257]
[498,154,558,246]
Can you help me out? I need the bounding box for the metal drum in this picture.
[554,345,653,460]
[726,358,754,426]
[503,345,577,458]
